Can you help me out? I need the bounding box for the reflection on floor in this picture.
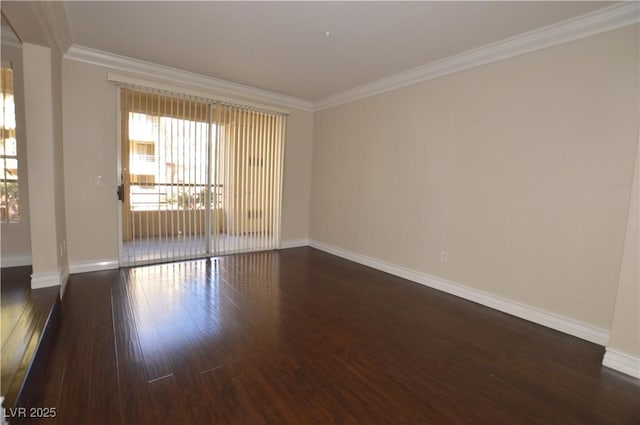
[15,248,640,424]
[1,266,58,409]
[121,233,274,265]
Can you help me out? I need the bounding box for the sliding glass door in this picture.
[119,88,285,266]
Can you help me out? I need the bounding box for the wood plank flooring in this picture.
[1,266,59,409]
[14,247,640,424]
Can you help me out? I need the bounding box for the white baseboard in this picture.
[31,271,61,289]
[69,259,119,274]
[309,239,609,346]
[603,349,640,379]
[1,255,32,267]
[60,267,70,298]
[280,239,310,249]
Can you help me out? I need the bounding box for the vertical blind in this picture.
[120,87,286,266]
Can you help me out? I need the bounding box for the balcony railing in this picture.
[132,154,156,163]
[129,182,223,211]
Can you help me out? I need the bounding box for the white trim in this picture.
[280,239,310,249]
[61,4,638,113]
[61,266,69,283]
[314,3,640,111]
[31,272,61,289]
[64,45,314,112]
[69,259,119,274]
[60,268,70,298]
[309,240,610,346]
[107,73,290,115]
[116,85,125,269]
[1,255,32,267]
[603,349,640,379]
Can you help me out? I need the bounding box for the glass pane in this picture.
[129,112,157,142]
[5,157,17,179]
[3,94,15,130]
[1,66,18,223]
[5,137,16,156]
[128,113,209,212]
[1,178,19,223]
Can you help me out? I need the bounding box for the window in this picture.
[119,87,286,265]
[1,65,18,223]
[127,111,211,211]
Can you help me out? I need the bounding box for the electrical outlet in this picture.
[440,250,448,263]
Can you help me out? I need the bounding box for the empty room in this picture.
[1,1,639,424]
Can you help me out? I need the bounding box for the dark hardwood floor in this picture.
[14,247,640,424]
[1,266,59,410]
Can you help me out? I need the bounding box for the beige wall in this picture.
[23,43,67,280]
[62,59,313,265]
[23,43,56,273]
[607,137,640,358]
[0,41,32,261]
[311,25,640,331]
[61,59,118,265]
[282,108,313,242]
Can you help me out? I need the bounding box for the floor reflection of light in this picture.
[128,259,224,349]
[1,302,27,319]
[0,299,43,395]
[121,251,285,357]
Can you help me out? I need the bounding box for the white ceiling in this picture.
[62,1,615,101]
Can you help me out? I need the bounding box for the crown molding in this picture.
[314,2,640,111]
[64,45,314,112]
[61,3,638,113]
[107,72,291,115]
